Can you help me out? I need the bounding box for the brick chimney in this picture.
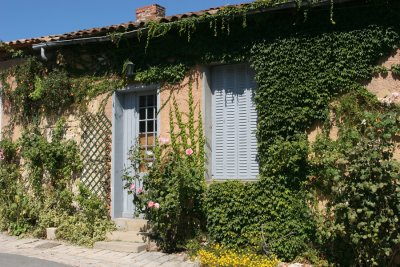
[136,4,166,22]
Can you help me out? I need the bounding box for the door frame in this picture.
[111,84,160,219]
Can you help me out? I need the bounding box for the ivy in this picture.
[309,91,400,266]
[391,63,400,76]
[133,64,188,85]
[251,26,399,166]
[205,181,312,261]
[205,2,400,262]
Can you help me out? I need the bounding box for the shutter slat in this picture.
[212,64,259,180]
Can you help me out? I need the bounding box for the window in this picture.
[211,64,258,180]
[138,94,157,172]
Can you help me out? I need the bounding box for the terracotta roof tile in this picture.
[5,0,345,48]
[4,3,251,47]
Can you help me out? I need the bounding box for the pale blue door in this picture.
[112,88,158,218]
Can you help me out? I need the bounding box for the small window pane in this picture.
[147,135,155,145]
[139,121,146,133]
[139,134,146,146]
[139,96,146,107]
[147,120,154,132]
[139,109,146,120]
[147,95,155,106]
[147,108,154,119]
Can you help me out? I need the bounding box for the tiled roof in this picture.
[4,4,239,48]
[4,0,355,48]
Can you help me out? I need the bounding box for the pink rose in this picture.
[137,188,143,194]
[154,203,160,209]
[159,136,170,145]
[129,183,135,191]
[148,201,154,208]
[185,148,193,156]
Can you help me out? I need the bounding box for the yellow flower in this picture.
[197,245,279,267]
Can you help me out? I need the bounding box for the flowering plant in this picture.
[123,86,206,252]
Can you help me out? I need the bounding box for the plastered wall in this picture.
[158,66,204,139]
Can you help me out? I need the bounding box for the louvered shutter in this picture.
[212,64,258,180]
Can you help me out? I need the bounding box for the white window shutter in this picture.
[212,64,258,180]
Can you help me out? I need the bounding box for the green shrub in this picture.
[0,138,35,235]
[204,179,315,262]
[204,135,315,261]
[56,184,115,247]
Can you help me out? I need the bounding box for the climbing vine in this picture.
[309,91,400,266]
[0,122,114,245]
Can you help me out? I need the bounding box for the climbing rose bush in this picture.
[123,88,206,252]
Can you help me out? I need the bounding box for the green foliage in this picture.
[250,26,399,168]
[108,32,124,47]
[56,184,115,247]
[0,144,37,235]
[70,75,125,105]
[294,248,330,267]
[201,5,400,263]
[309,91,400,266]
[391,63,400,76]
[261,135,310,188]
[0,57,44,121]
[0,57,126,124]
[205,178,315,262]
[133,64,188,85]
[0,41,24,58]
[0,58,75,121]
[141,0,334,48]
[0,124,114,245]
[19,120,82,199]
[123,86,206,252]
[372,65,389,76]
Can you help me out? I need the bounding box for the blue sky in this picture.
[1,0,252,42]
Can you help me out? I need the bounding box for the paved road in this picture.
[0,233,199,267]
[0,253,71,267]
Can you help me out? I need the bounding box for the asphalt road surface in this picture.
[0,253,71,267]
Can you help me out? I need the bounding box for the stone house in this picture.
[0,0,399,221]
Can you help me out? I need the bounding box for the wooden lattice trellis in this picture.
[80,114,112,206]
